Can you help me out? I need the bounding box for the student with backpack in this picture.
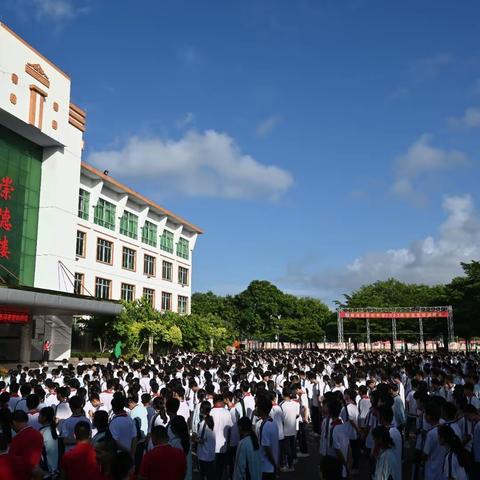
[233,417,262,480]
[438,425,468,480]
[109,396,137,457]
[195,401,216,480]
[38,407,59,479]
[372,426,401,480]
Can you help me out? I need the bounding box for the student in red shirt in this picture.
[138,425,186,480]
[0,431,15,480]
[60,421,104,480]
[9,410,44,480]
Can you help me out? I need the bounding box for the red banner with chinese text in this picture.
[0,306,29,324]
[339,311,449,319]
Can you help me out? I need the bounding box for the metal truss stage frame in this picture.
[336,306,454,350]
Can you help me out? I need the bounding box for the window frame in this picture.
[161,291,172,311]
[160,229,174,254]
[178,266,189,286]
[176,237,190,260]
[78,189,90,220]
[141,220,158,247]
[93,198,116,231]
[143,287,155,307]
[143,254,156,277]
[122,246,137,272]
[76,230,87,258]
[95,277,111,300]
[73,272,84,295]
[96,237,113,265]
[121,283,135,302]
[178,295,188,314]
[120,210,139,240]
[162,260,173,281]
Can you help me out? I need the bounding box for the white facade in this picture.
[0,22,85,294]
[0,23,202,360]
[73,163,201,313]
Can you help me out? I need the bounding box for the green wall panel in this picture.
[0,125,42,286]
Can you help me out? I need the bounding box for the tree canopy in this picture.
[79,260,480,356]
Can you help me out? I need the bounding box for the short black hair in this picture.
[74,421,91,441]
[150,425,168,442]
[11,410,28,423]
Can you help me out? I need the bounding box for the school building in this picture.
[0,23,203,362]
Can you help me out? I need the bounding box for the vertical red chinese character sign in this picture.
[0,176,14,259]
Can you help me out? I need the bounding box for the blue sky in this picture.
[4,0,480,304]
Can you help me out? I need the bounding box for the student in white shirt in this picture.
[438,424,468,480]
[55,387,72,426]
[174,386,191,423]
[294,383,309,458]
[195,401,216,480]
[342,388,360,473]
[127,391,149,470]
[320,397,349,479]
[357,385,371,429]
[378,406,402,478]
[210,394,233,479]
[99,379,115,414]
[38,406,59,477]
[109,396,137,455]
[255,395,279,479]
[372,426,401,480]
[422,403,446,480]
[59,395,91,452]
[26,394,42,430]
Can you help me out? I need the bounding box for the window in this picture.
[143,288,155,307]
[78,189,90,220]
[160,230,174,253]
[161,292,172,311]
[76,230,86,257]
[178,266,189,286]
[120,211,138,239]
[144,254,156,276]
[96,238,113,264]
[94,198,116,230]
[95,277,111,299]
[121,283,135,302]
[141,221,157,247]
[162,261,172,281]
[122,247,136,271]
[178,295,188,314]
[28,85,46,130]
[176,237,189,260]
[74,273,84,295]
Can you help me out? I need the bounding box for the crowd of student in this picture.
[0,350,479,479]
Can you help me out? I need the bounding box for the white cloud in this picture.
[411,52,452,79]
[281,194,480,301]
[390,134,467,203]
[449,107,480,129]
[176,112,196,129]
[87,130,293,201]
[255,115,282,138]
[11,0,91,22]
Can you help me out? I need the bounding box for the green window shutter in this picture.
[142,221,157,247]
[177,238,189,260]
[78,189,89,220]
[94,199,116,230]
[160,230,174,253]
[120,211,138,239]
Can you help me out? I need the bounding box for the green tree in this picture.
[446,261,480,346]
[234,281,285,340]
[338,279,447,344]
